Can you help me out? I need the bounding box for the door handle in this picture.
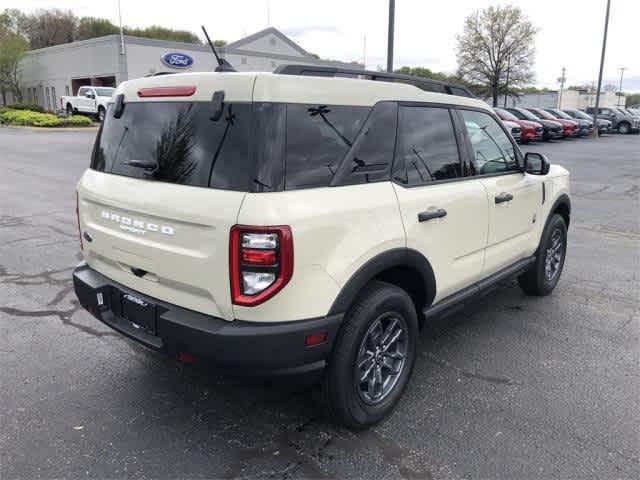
[418,208,447,222]
[494,192,514,204]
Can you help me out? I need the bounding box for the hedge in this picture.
[5,103,46,113]
[0,108,92,127]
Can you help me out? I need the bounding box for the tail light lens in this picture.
[230,225,293,306]
[76,191,83,251]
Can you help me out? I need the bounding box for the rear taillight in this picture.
[230,225,293,306]
[76,191,83,251]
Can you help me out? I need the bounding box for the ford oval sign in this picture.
[161,52,194,69]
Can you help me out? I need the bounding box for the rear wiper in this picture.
[121,160,158,171]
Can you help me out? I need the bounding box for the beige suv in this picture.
[73,68,570,429]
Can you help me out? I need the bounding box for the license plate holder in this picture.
[121,293,156,334]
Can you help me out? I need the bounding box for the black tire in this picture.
[322,280,418,430]
[618,122,630,134]
[97,106,106,122]
[518,214,567,296]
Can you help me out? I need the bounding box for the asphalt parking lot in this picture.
[1,127,638,479]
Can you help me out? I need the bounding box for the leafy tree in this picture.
[77,17,119,40]
[125,25,201,44]
[625,93,640,107]
[213,39,226,47]
[395,66,450,82]
[603,83,617,92]
[0,9,29,104]
[456,5,537,106]
[25,9,77,49]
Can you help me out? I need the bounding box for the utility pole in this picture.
[363,34,367,69]
[503,56,511,108]
[592,0,611,137]
[617,67,626,106]
[117,0,125,56]
[266,0,271,26]
[557,67,566,108]
[386,0,395,72]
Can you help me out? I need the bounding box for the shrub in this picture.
[60,115,93,127]
[5,103,46,113]
[0,108,93,127]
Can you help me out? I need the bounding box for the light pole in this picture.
[386,0,395,72]
[617,67,626,106]
[592,0,611,137]
[557,67,566,108]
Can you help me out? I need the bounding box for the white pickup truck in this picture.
[61,86,115,121]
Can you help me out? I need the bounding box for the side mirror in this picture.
[524,152,550,176]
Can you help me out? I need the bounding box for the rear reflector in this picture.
[305,332,327,347]
[137,86,196,98]
[241,249,277,266]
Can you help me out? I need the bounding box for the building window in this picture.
[241,57,247,64]
[269,37,276,46]
[45,87,50,111]
[51,87,57,110]
[271,61,276,68]
[65,85,70,96]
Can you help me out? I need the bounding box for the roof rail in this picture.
[274,64,476,99]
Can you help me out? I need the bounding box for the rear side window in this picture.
[284,104,369,189]
[91,102,253,191]
[394,106,461,185]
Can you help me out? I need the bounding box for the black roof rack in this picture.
[274,64,476,99]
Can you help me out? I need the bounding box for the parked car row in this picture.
[494,105,640,143]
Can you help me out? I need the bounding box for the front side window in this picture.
[394,106,461,185]
[285,104,369,189]
[460,109,519,176]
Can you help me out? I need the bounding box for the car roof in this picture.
[114,71,491,110]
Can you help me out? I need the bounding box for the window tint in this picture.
[461,110,519,176]
[78,87,87,96]
[394,106,461,185]
[285,104,369,190]
[334,102,397,186]
[91,102,253,191]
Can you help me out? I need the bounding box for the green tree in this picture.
[77,17,119,40]
[456,4,537,106]
[625,93,640,108]
[213,39,226,47]
[395,66,450,82]
[125,25,201,44]
[0,9,29,104]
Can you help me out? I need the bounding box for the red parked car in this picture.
[526,107,579,138]
[494,107,543,143]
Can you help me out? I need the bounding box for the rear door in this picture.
[458,109,541,275]
[392,104,488,303]
[78,97,255,321]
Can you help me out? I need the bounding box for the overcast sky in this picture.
[9,0,640,92]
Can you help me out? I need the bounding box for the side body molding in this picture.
[328,248,436,316]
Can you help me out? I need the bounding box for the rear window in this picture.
[92,102,254,191]
[92,101,383,192]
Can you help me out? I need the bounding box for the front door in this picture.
[458,109,541,275]
[392,105,488,303]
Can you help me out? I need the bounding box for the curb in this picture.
[0,124,99,132]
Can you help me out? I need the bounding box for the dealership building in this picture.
[3,27,361,110]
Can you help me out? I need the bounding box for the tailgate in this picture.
[78,169,244,321]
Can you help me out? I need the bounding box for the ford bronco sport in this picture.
[73,68,571,429]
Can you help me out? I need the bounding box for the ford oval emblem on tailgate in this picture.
[161,52,194,69]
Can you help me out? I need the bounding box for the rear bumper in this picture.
[73,264,342,378]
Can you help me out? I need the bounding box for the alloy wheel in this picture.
[544,228,564,282]
[355,313,408,405]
